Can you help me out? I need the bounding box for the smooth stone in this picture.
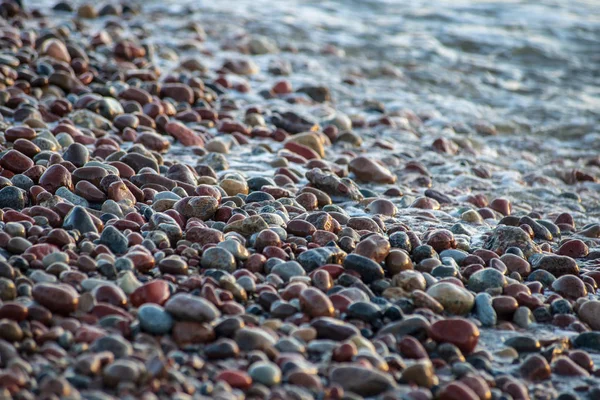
[271,261,306,282]
[103,359,140,387]
[0,278,16,301]
[378,315,430,339]
[90,335,133,358]
[215,370,252,390]
[346,301,382,321]
[437,382,480,400]
[63,206,98,234]
[32,283,79,315]
[474,292,497,327]
[172,321,215,345]
[572,332,600,352]
[224,215,269,236]
[0,186,25,210]
[532,254,579,277]
[138,304,174,335]
[329,364,397,396]
[578,300,600,330]
[501,253,532,276]
[98,226,128,254]
[248,361,282,387]
[520,354,551,381]
[297,246,346,273]
[429,318,480,354]
[299,287,334,317]
[427,282,474,315]
[164,294,220,323]
[343,254,385,283]
[513,306,534,328]
[56,186,90,207]
[129,279,171,307]
[348,156,396,184]
[552,356,590,376]
[201,247,236,272]
[468,268,507,292]
[505,336,541,353]
[234,327,277,351]
[310,317,360,340]
[174,196,219,220]
[551,275,587,299]
[401,360,438,388]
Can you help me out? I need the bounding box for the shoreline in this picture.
[0,1,599,399]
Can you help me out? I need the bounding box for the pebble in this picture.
[578,300,600,330]
[201,247,237,272]
[248,361,282,386]
[468,268,507,292]
[271,261,306,281]
[520,354,551,381]
[32,283,79,315]
[330,364,397,396]
[349,156,396,183]
[427,282,474,315]
[474,292,497,327]
[551,275,587,299]
[429,318,480,354]
[343,254,385,283]
[138,304,174,335]
[164,294,220,323]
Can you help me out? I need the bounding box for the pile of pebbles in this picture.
[0,1,598,400]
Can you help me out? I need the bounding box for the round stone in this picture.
[426,282,474,315]
[551,275,587,299]
[248,361,281,387]
[578,300,600,330]
[138,304,174,335]
[468,268,507,292]
[201,247,236,272]
[429,318,480,354]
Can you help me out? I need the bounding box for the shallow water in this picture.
[131,0,600,221]
[181,0,600,131]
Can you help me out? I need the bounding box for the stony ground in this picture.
[0,1,599,400]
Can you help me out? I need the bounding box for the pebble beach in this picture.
[0,0,599,399]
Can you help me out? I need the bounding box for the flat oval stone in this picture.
[532,255,579,277]
[164,294,220,323]
[551,275,587,299]
[201,247,236,272]
[234,327,277,351]
[215,370,252,390]
[32,283,79,315]
[438,381,480,400]
[248,361,282,387]
[310,317,360,340]
[329,364,396,396]
[426,282,474,315]
[348,156,396,184]
[429,318,479,354]
[172,321,215,345]
[138,304,174,335]
[271,261,306,282]
[343,254,385,283]
[299,287,334,318]
[468,268,507,292]
[130,280,170,307]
